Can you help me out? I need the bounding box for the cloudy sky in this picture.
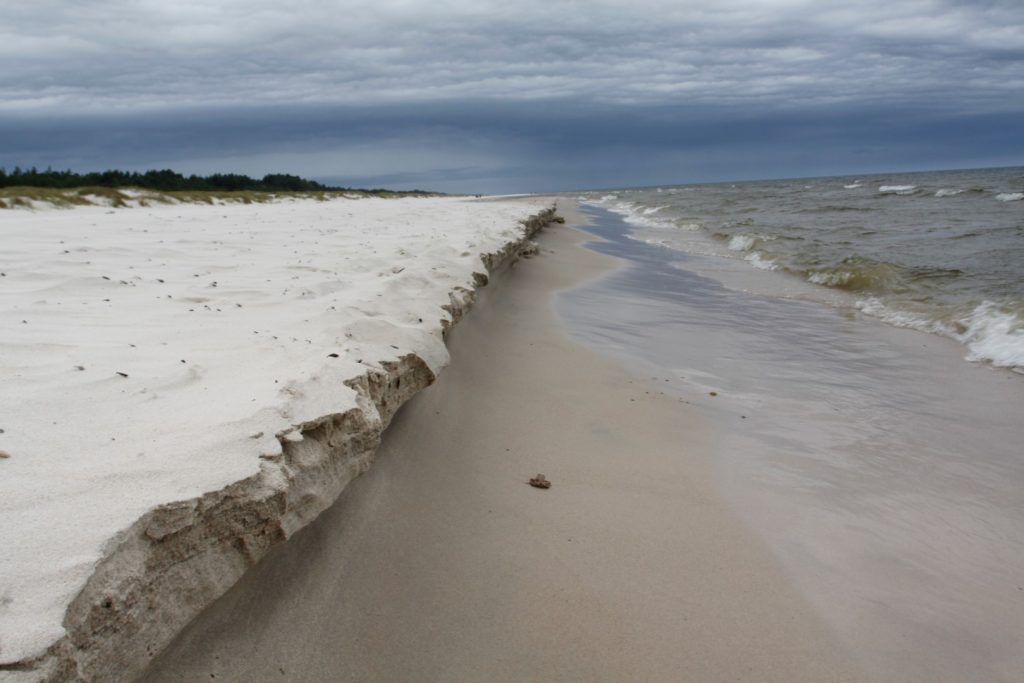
[2,0,1022,192]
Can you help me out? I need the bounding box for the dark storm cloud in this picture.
[2,0,1022,191]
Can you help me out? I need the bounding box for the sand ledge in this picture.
[140,206,867,683]
[3,206,556,683]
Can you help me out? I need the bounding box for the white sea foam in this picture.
[623,213,674,230]
[995,192,1023,202]
[856,298,1023,370]
[594,199,677,231]
[844,183,863,189]
[935,189,965,197]
[960,302,1024,368]
[728,234,757,251]
[879,185,918,195]
[745,252,778,270]
[854,298,949,334]
[808,270,854,286]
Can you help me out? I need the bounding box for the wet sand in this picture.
[559,204,1024,683]
[142,203,865,682]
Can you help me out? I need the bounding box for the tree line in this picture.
[0,167,363,193]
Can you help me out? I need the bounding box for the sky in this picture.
[2,0,1023,193]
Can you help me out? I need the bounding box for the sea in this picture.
[581,166,1024,371]
[558,166,1024,682]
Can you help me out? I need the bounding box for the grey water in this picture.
[557,202,1024,682]
[579,166,1024,371]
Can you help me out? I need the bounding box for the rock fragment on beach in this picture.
[529,474,552,489]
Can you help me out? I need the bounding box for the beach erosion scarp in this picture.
[0,196,556,681]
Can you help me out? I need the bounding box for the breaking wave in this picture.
[728,234,758,251]
[583,196,675,231]
[580,172,1023,370]
[959,302,1024,368]
[857,299,1024,370]
[745,252,778,270]
[879,185,918,195]
[803,258,907,291]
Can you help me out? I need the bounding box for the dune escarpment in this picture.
[0,200,555,682]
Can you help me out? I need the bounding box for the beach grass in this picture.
[0,186,441,209]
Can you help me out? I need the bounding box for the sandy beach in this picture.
[141,203,865,682]
[0,196,552,680]
[6,1,1021,679]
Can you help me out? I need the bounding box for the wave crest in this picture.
[879,185,918,195]
[960,302,1024,368]
[728,234,758,251]
[805,258,902,291]
[745,252,778,270]
[857,299,1024,370]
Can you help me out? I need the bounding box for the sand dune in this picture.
[0,196,551,680]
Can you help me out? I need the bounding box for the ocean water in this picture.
[580,166,1024,370]
[556,199,1024,682]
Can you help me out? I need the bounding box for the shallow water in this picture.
[558,205,1024,683]
[579,167,1024,370]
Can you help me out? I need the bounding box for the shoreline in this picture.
[558,204,1024,682]
[0,199,554,682]
[141,202,866,682]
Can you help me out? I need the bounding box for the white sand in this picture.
[142,205,865,682]
[0,196,549,667]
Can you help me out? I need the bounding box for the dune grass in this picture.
[0,186,441,209]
